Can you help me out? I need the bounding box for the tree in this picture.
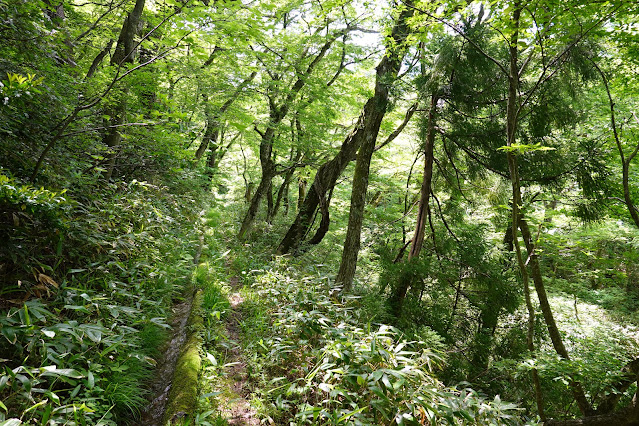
[496,0,632,421]
[590,62,639,229]
[276,4,417,256]
[237,2,367,240]
[101,0,146,181]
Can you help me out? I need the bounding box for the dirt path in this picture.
[219,276,259,425]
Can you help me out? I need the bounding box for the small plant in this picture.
[0,176,209,424]
[0,73,43,106]
[221,256,523,425]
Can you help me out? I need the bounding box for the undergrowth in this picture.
[201,248,526,425]
[0,173,207,424]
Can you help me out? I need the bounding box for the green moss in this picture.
[163,290,204,425]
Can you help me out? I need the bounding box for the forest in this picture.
[1,0,639,424]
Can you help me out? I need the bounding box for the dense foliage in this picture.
[2,0,639,425]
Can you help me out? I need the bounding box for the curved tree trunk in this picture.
[335,2,415,291]
[504,0,590,417]
[591,61,639,229]
[278,2,415,255]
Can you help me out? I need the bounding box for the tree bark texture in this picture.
[111,0,145,66]
[408,96,437,261]
[335,2,417,290]
[335,118,379,290]
[273,150,300,218]
[237,126,277,239]
[277,2,415,255]
[517,221,546,420]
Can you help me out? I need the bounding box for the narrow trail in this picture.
[219,275,260,425]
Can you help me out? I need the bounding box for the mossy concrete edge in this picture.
[163,289,204,425]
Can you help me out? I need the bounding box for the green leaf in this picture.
[2,327,17,344]
[497,143,556,154]
[40,366,84,379]
[45,391,60,404]
[70,384,81,398]
[318,382,332,393]
[84,328,102,343]
[206,352,218,366]
[87,371,95,389]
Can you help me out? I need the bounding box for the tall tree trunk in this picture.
[196,94,217,161]
[203,126,222,185]
[335,2,415,291]
[278,2,415,255]
[205,126,221,169]
[335,122,379,290]
[504,0,591,416]
[518,214,593,416]
[266,179,275,223]
[102,0,146,180]
[307,185,333,245]
[388,94,437,312]
[514,195,546,420]
[408,97,437,260]
[103,99,127,181]
[238,127,276,239]
[273,150,300,218]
